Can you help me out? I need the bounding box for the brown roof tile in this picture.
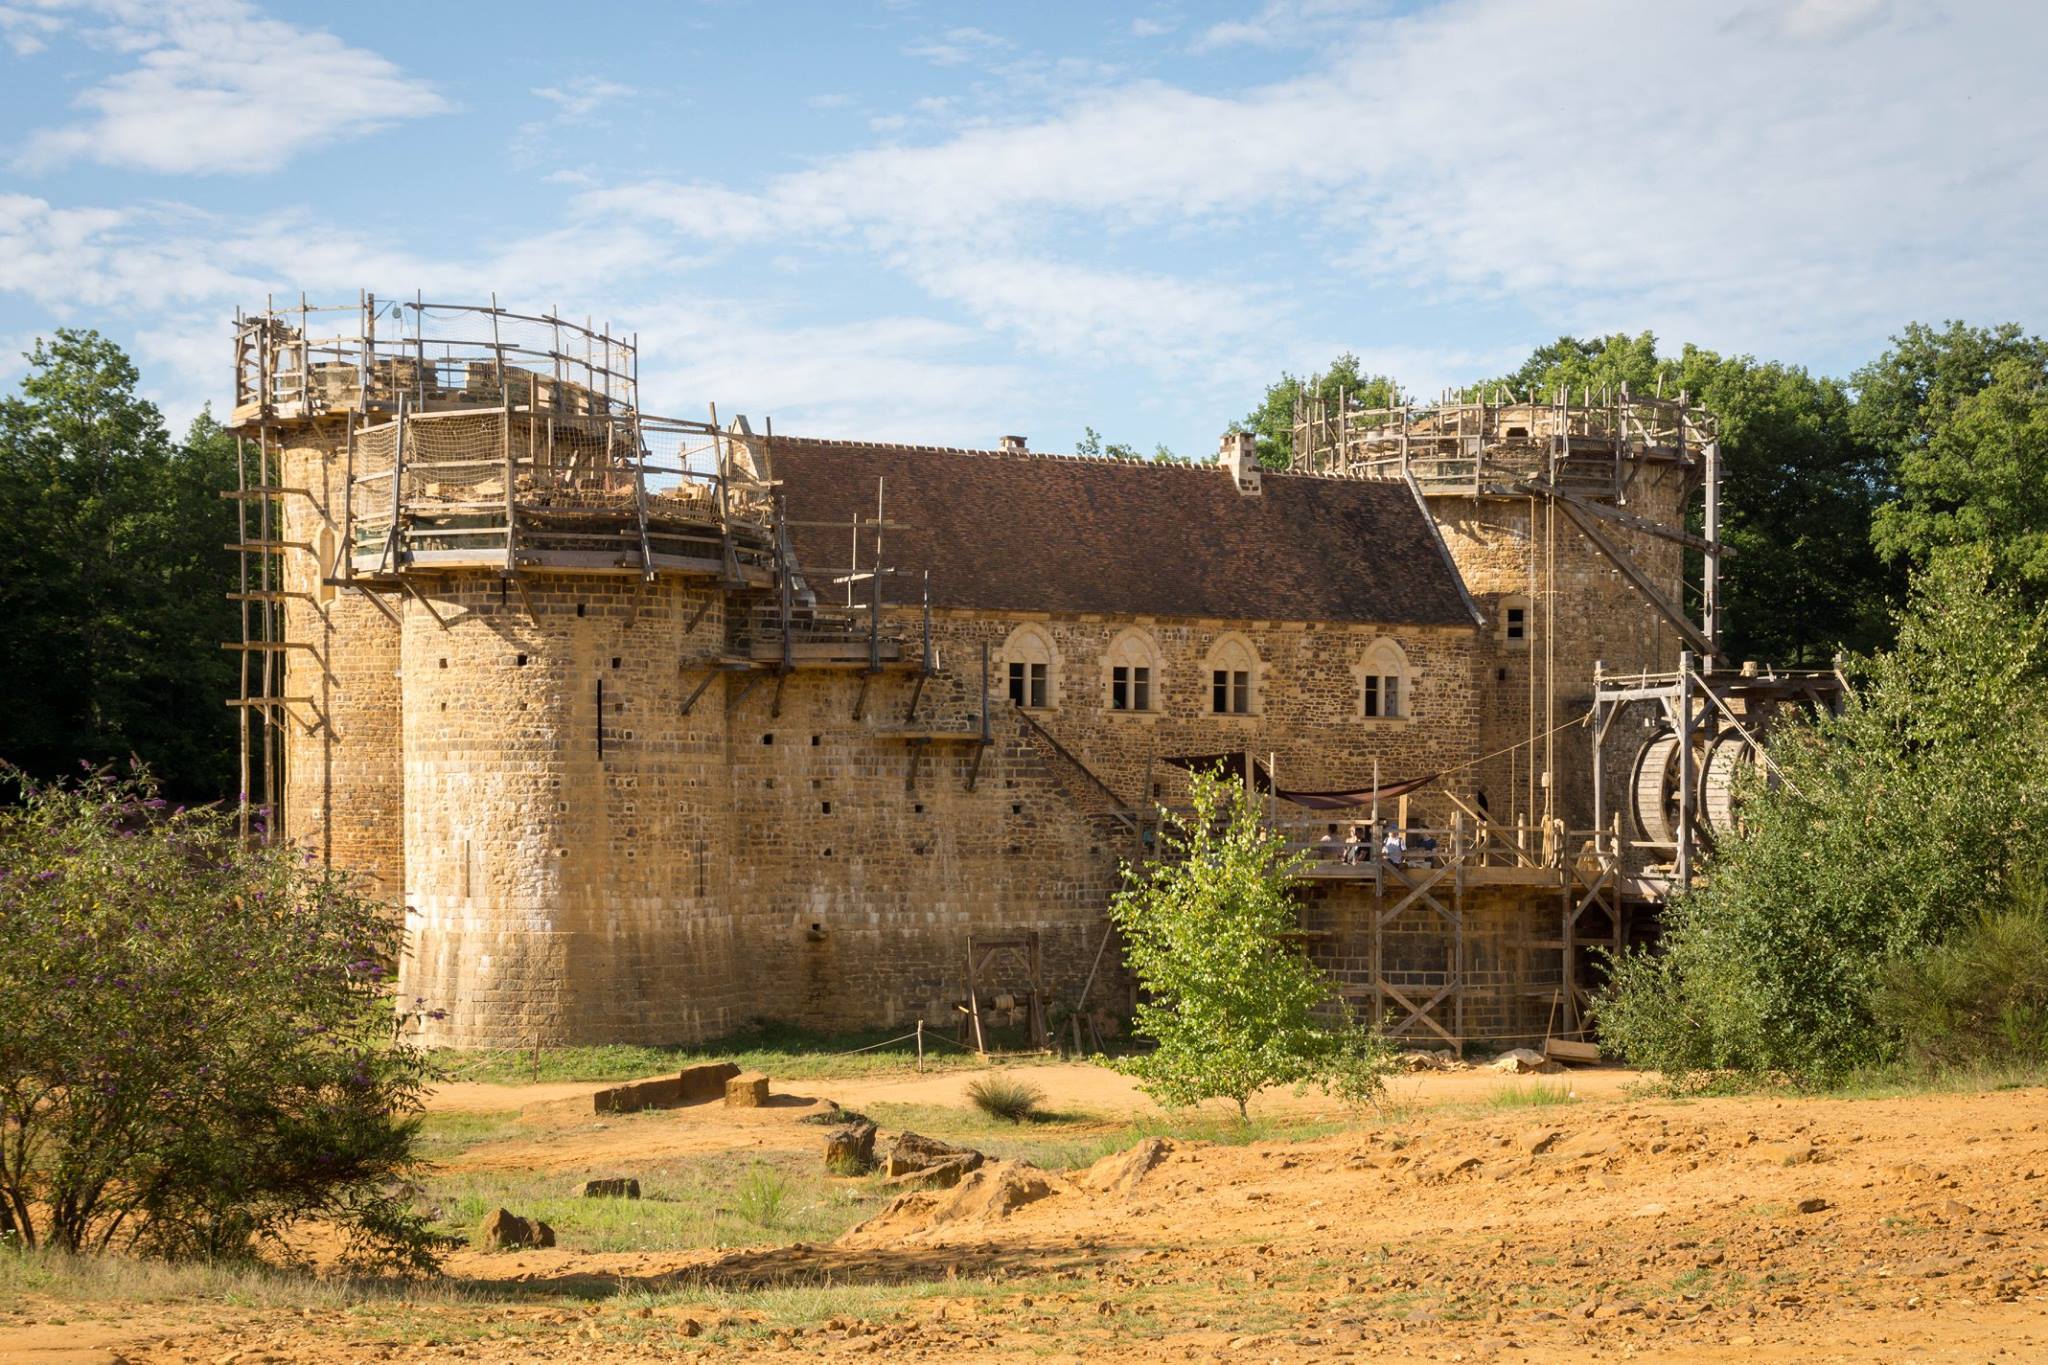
[769,437,1475,628]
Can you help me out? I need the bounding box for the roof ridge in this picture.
[768,434,1410,484]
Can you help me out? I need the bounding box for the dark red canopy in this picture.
[1160,753,1439,810]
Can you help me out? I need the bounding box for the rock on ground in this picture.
[480,1207,556,1250]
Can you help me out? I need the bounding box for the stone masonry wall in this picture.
[722,660,1126,1035]
[397,571,744,1048]
[276,421,404,903]
[922,611,1481,818]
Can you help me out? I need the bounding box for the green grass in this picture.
[423,1150,882,1254]
[430,1020,1063,1086]
[1483,1080,1579,1109]
[856,1099,1356,1172]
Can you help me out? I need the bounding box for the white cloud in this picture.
[14,0,448,175]
[1130,18,1176,39]
[904,25,1010,67]
[1192,0,1384,51]
[582,0,2048,362]
[531,76,636,120]
[0,3,66,54]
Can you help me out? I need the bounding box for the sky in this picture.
[0,0,2043,457]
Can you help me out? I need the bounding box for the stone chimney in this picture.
[998,434,1028,454]
[1218,430,1261,495]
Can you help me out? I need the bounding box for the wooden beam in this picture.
[1516,478,1733,558]
[1554,500,1716,655]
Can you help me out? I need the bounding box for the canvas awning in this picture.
[1160,752,1439,810]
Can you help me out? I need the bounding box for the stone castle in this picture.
[228,297,1722,1050]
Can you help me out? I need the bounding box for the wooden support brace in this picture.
[1555,500,1715,655]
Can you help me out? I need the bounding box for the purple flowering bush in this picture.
[0,766,445,1271]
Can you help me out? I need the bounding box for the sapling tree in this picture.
[1107,767,1391,1118]
[0,765,446,1269]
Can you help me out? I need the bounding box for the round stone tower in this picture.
[1288,391,1720,833]
[230,299,774,1045]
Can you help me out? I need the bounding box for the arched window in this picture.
[1497,593,1530,649]
[1204,633,1260,715]
[1355,639,1411,719]
[1102,629,1162,713]
[999,623,1058,710]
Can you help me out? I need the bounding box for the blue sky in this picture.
[1,0,2043,456]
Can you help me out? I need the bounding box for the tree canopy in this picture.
[1238,353,1397,468]
[1595,552,2048,1083]
[1108,767,1391,1117]
[0,332,238,800]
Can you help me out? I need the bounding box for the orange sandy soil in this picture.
[4,1064,2045,1363]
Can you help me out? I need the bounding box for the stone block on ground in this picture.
[578,1177,641,1199]
[725,1071,770,1107]
[881,1153,981,1190]
[1489,1047,1562,1074]
[884,1131,982,1178]
[679,1061,743,1103]
[481,1207,556,1250]
[592,1061,740,1115]
[824,1119,879,1172]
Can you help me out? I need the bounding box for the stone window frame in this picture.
[998,623,1059,711]
[1101,627,1163,715]
[1498,593,1531,649]
[1203,632,1262,717]
[1354,637,1412,722]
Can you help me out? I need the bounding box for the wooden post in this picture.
[1676,651,1695,891]
[1702,430,1721,662]
[965,935,987,1057]
[915,1019,924,1068]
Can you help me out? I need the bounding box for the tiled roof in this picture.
[769,437,1476,628]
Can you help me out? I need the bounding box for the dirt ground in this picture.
[4,1063,2045,1362]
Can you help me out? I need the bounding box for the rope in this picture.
[1432,706,1595,781]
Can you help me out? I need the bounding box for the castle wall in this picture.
[395,572,743,1048]
[1429,463,1689,830]
[925,611,1481,815]
[722,661,1126,1035]
[275,422,403,902]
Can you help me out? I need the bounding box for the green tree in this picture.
[1596,552,2048,1084]
[1851,320,2048,462]
[1239,353,1398,468]
[1871,352,2048,599]
[0,765,445,1268]
[0,332,239,799]
[1075,426,1177,461]
[1108,767,1391,1117]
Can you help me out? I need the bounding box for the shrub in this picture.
[1872,877,2048,1073]
[732,1165,788,1227]
[1598,555,2048,1084]
[966,1073,1045,1123]
[1107,766,1394,1118]
[0,766,444,1270]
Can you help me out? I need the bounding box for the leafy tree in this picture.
[1595,552,2048,1084]
[0,765,445,1269]
[0,333,239,800]
[1871,873,2048,1075]
[1871,352,2048,600]
[1108,767,1391,1117]
[1851,320,2048,462]
[1239,353,1398,468]
[1075,426,1176,461]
